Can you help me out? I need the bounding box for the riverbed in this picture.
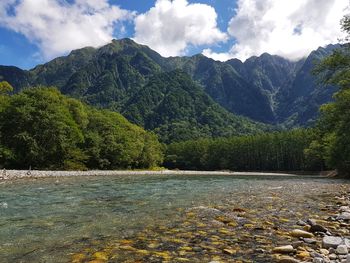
[0,174,348,262]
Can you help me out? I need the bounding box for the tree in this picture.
[309,14,350,175]
[0,81,13,95]
[0,87,164,170]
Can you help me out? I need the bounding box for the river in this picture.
[0,174,348,262]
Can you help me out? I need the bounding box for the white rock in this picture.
[337,245,349,254]
[338,212,350,220]
[344,238,350,249]
[323,236,343,248]
[313,257,324,263]
[340,206,350,212]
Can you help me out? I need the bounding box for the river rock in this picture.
[320,249,329,255]
[323,236,343,248]
[304,238,317,244]
[310,224,328,233]
[290,229,314,238]
[340,206,350,211]
[297,220,307,226]
[307,219,317,226]
[344,238,350,248]
[338,212,350,221]
[278,256,300,263]
[337,245,348,254]
[292,241,304,248]
[273,245,295,254]
[312,258,324,263]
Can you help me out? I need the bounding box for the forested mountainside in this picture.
[0,38,338,141]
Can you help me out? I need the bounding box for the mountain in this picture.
[122,70,267,142]
[0,39,339,141]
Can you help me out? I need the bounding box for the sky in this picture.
[0,0,348,69]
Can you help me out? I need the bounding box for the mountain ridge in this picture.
[0,39,340,141]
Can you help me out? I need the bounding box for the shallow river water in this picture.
[0,174,349,262]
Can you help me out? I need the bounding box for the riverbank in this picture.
[0,169,305,181]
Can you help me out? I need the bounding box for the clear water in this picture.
[0,174,348,262]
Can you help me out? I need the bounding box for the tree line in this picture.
[164,129,323,171]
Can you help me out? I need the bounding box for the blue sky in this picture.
[0,0,347,69]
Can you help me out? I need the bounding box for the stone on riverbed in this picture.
[303,238,317,244]
[278,256,300,263]
[290,229,314,238]
[310,224,328,233]
[273,245,295,254]
[322,236,343,248]
[336,245,348,254]
[338,212,350,221]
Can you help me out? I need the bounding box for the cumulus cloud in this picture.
[204,0,349,61]
[0,0,134,59]
[134,0,227,57]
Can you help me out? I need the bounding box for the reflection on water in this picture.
[0,174,348,262]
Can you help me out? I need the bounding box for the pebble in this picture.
[340,206,350,212]
[297,220,307,226]
[290,229,314,238]
[344,239,350,249]
[310,224,328,233]
[338,212,350,221]
[278,256,300,263]
[292,241,304,248]
[322,236,343,248]
[307,219,317,226]
[304,238,317,244]
[337,245,348,255]
[273,245,295,254]
[313,257,324,263]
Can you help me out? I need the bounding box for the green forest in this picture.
[0,86,163,170]
[165,129,322,171]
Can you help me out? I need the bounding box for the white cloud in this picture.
[0,0,134,59]
[133,0,227,57]
[202,48,232,62]
[205,0,349,62]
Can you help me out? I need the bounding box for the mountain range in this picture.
[0,38,338,142]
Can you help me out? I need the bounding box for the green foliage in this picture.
[165,129,321,171]
[0,87,163,170]
[306,14,350,176]
[0,81,13,95]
